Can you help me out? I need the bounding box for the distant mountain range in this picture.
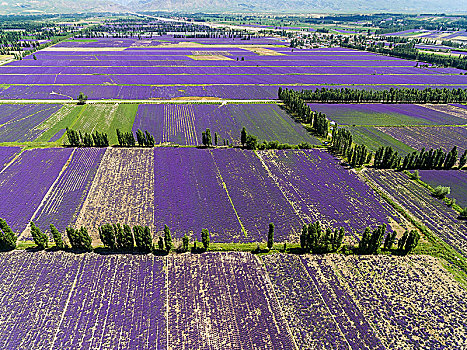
[0,0,466,15]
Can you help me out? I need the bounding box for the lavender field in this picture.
[74,148,155,241]
[0,250,466,350]
[0,104,62,142]
[0,147,399,243]
[167,253,295,349]
[0,251,166,349]
[31,148,106,235]
[0,24,466,350]
[133,103,318,146]
[376,126,467,154]
[0,148,72,233]
[0,146,20,169]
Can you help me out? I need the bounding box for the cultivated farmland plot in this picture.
[153,148,401,242]
[264,254,467,349]
[0,146,20,169]
[0,251,466,350]
[345,126,416,155]
[0,251,166,350]
[0,148,73,233]
[30,148,106,236]
[74,148,154,240]
[0,104,62,142]
[132,103,318,146]
[364,169,467,256]
[307,103,467,126]
[167,252,295,350]
[376,125,467,154]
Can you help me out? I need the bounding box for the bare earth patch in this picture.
[187,55,233,60]
[419,104,467,121]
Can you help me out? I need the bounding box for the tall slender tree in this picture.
[30,222,48,250]
[267,223,274,250]
[50,224,64,249]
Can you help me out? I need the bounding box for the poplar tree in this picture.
[267,223,274,250]
[383,231,397,251]
[182,233,189,252]
[66,226,92,251]
[241,127,247,147]
[205,129,212,147]
[403,230,420,255]
[164,225,173,252]
[50,224,64,249]
[398,230,409,251]
[459,150,467,169]
[358,227,371,253]
[142,226,153,252]
[122,224,134,250]
[444,146,458,169]
[30,222,48,250]
[99,223,116,250]
[113,223,124,250]
[0,218,16,251]
[136,129,145,146]
[158,236,165,251]
[201,228,210,250]
[79,227,93,251]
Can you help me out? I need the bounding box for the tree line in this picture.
[358,225,419,256]
[1,218,213,254]
[330,128,372,167]
[283,87,467,104]
[66,128,157,148]
[299,220,419,255]
[374,145,467,170]
[66,128,109,147]
[1,217,422,256]
[116,129,155,147]
[278,87,330,138]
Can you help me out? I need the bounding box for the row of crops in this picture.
[0,250,465,349]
